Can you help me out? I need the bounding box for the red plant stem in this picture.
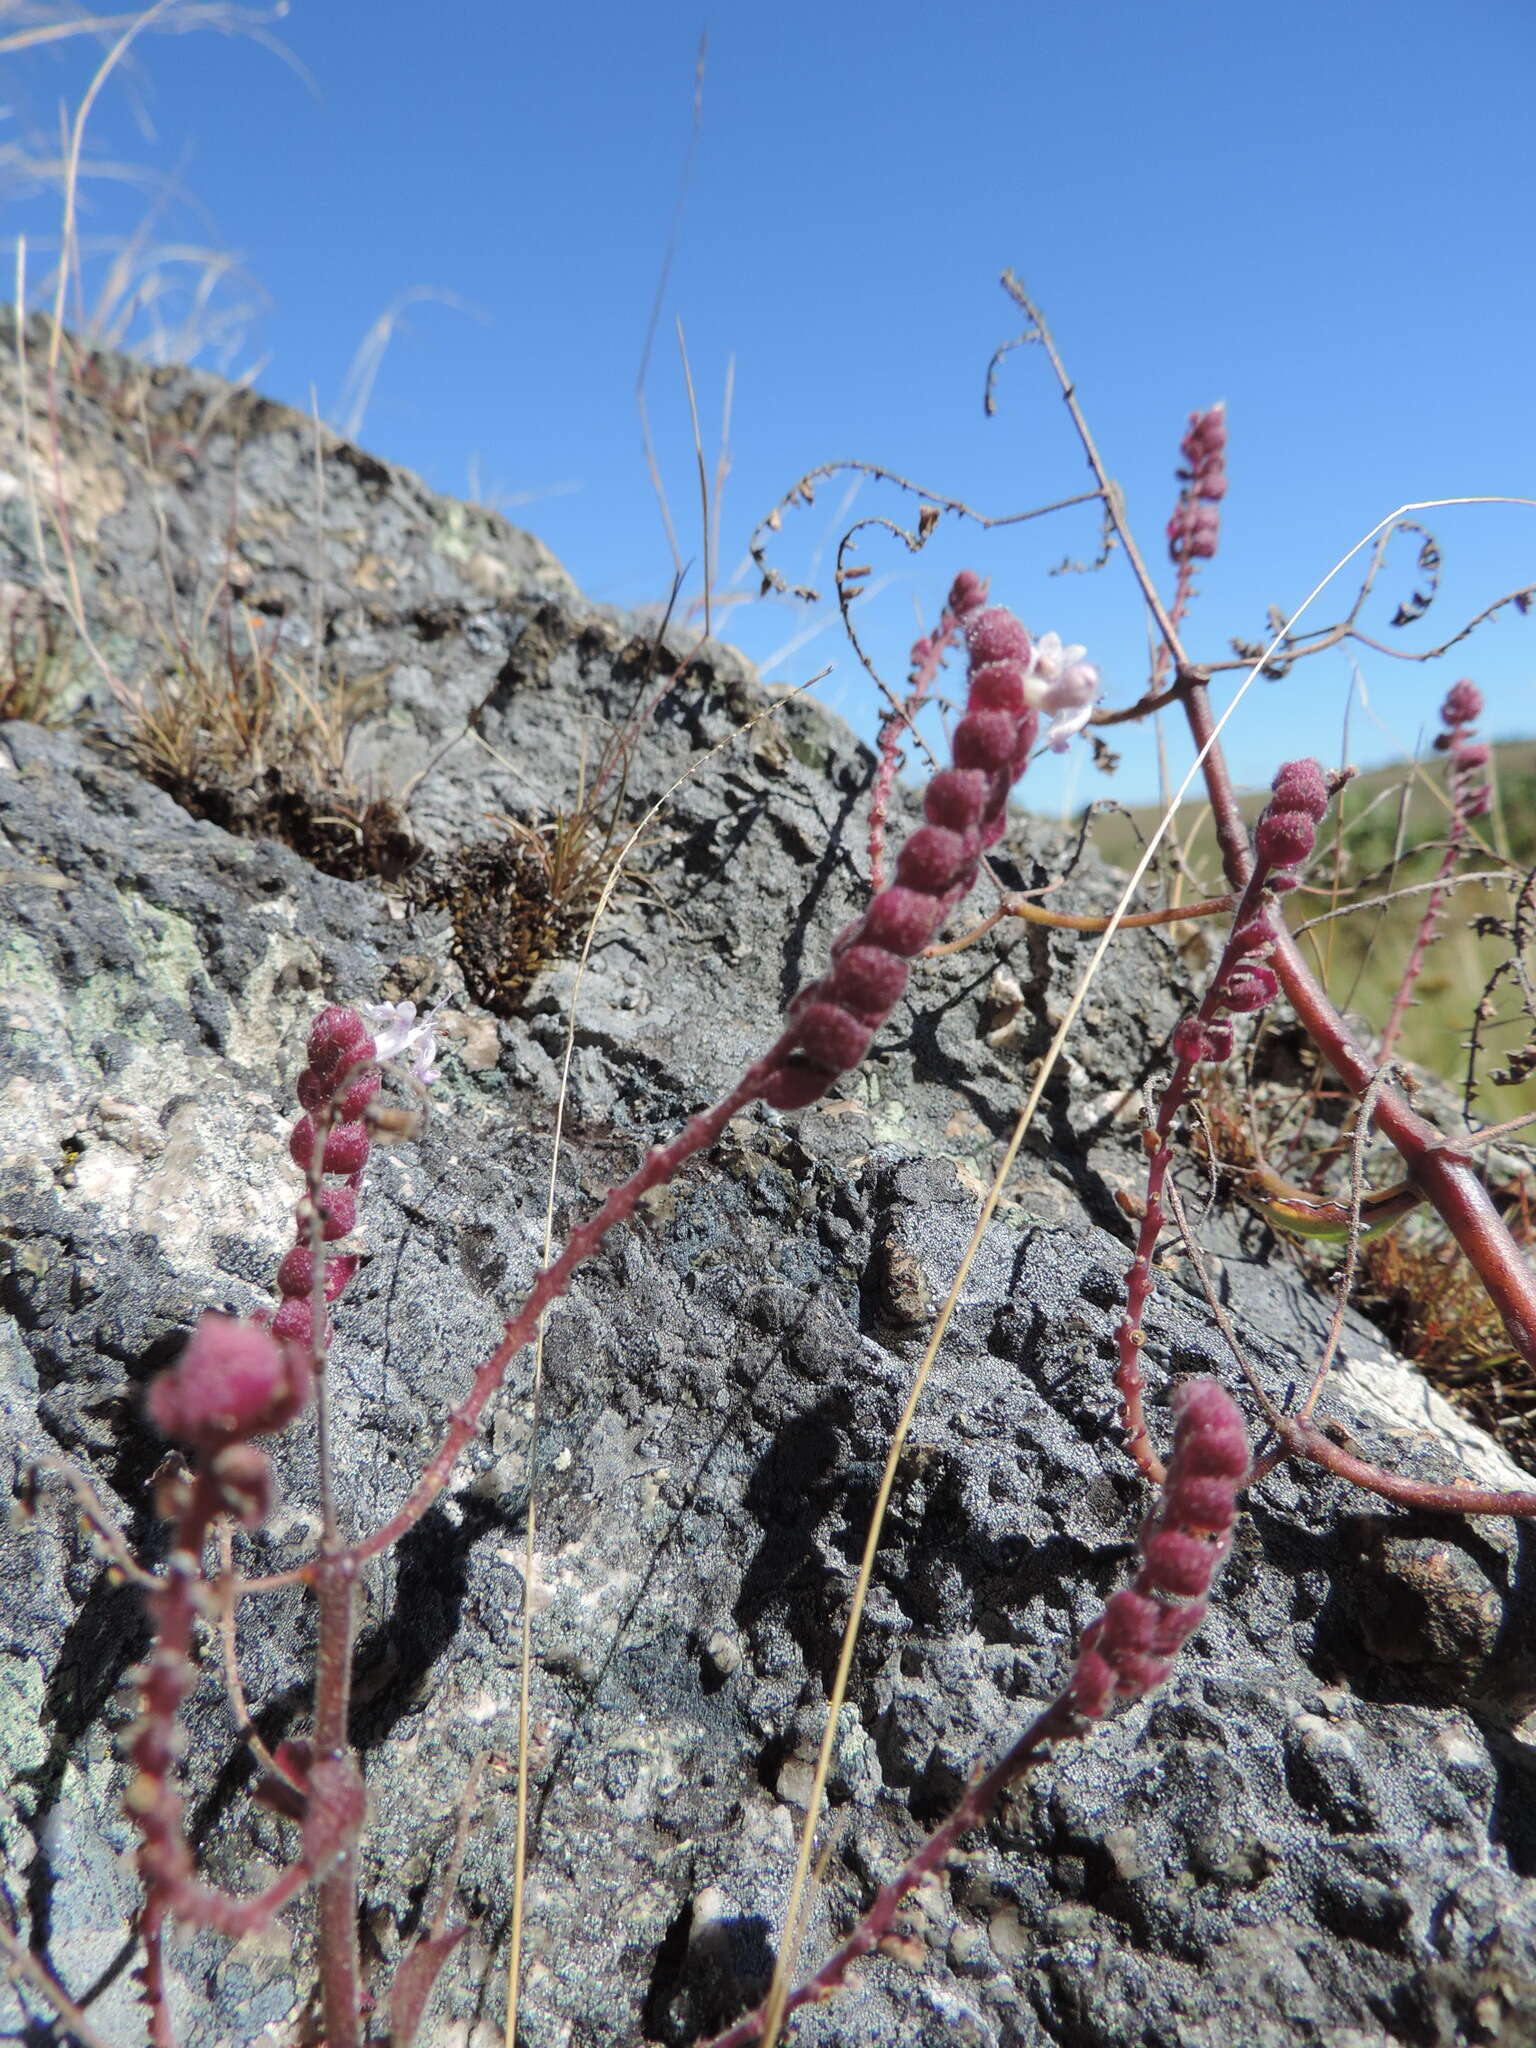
[707,1378,1249,2048]
[1115,831,1282,1481]
[1266,1412,1536,1517]
[302,1046,367,2048]
[128,1504,362,2048]
[1165,1174,1536,1517]
[313,1550,364,2048]
[706,1695,1079,2048]
[344,1031,799,1565]
[1180,683,1536,1372]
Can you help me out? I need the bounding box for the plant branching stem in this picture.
[1003,262,1536,1381]
[1183,678,1536,1371]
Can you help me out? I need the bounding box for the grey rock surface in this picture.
[1,337,1533,2048]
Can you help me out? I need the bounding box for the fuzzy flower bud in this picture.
[1222,963,1280,1014]
[1066,1379,1247,1722]
[275,1245,360,1303]
[1171,1017,1219,1065]
[307,1004,374,1075]
[147,1315,311,1453]
[947,569,989,618]
[289,1117,372,1178]
[301,1185,357,1242]
[1254,809,1316,872]
[271,1296,327,1349]
[1441,679,1483,727]
[1180,405,1227,477]
[966,607,1033,668]
[1228,911,1277,957]
[1268,757,1330,822]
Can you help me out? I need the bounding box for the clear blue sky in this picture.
[7,0,1534,808]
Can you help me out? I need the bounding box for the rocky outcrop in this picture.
[2,330,1533,2047]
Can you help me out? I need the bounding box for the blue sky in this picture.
[7,0,1534,809]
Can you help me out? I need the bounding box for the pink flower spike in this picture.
[1441,679,1483,727]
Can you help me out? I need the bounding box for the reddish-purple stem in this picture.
[1116,759,1330,1479]
[1381,680,1491,1060]
[704,1381,1249,2048]
[1179,682,1536,1373]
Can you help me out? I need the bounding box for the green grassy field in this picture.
[1084,737,1536,1114]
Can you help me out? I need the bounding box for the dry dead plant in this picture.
[124,601,418,879]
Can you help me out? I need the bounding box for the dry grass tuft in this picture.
[1355,1193,1536,1467]
[123,615,419,883]
[0,586,76,721]
[419,802,622,1018]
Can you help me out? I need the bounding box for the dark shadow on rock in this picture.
[733,1396,853,1681]
[775,778,866,1008]
[642,1887,775,2047]
[1487,1726,1536,1878]
[23,1571,151,1959]
[350,1493,520,1748]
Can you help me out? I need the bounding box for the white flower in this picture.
[360,1000,444,1088]
[1027,631,1086,689]
[1023,632,1101,751]
[1041,678,1099,752]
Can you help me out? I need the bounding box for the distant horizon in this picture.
[5,1,1532,808]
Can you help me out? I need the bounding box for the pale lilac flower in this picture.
[1027,631,1084,687]
[1042,676,1099,751]
[1024,632,1101,751]
[359,1000,444,1087]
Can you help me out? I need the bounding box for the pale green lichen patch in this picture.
[0,929,62,1029]
[114,888,208,1007]
[0,913,321,1278]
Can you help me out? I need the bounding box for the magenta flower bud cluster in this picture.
[1253,756,1328,891]
[1174,756,1329,1066]
[763,576,1040,1110]
[1166,403,1227,564]
[143,1007,381,1493]
[275,1005,376,1348]
[1066,1378,1247,1719]
[1434,678,1492,821]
